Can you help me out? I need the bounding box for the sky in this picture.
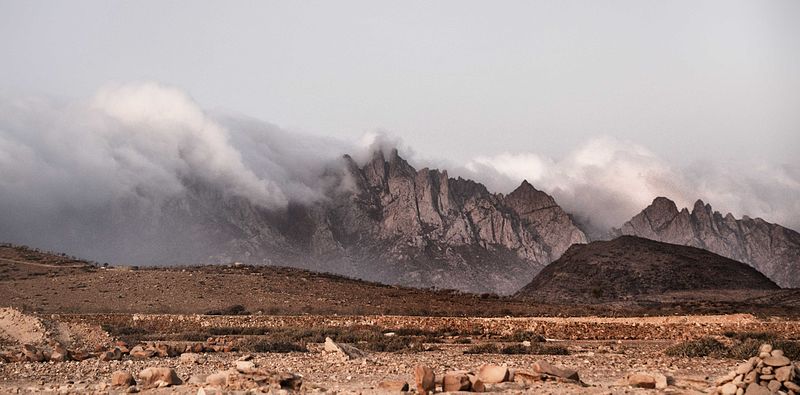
[0,1,798,231]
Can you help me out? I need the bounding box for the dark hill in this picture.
[516,236,779,303]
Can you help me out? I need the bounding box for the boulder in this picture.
[111,371,136,387]
[323,337,366,360]
[414,365,435,395]
[49,344,70,362]
[532,360,580,381]
[137,367,182,389]
[626,373,656,389]
[443,373,471,391]
[477,364,509,384]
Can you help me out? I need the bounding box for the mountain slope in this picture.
[13,149,587,295]
[516,236,779,303]
[616,197,800,288]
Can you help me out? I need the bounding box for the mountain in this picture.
[21,149,587,295]
[516,236,779,303]
[616,197,800,288]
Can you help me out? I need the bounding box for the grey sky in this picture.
[1,0,798,165]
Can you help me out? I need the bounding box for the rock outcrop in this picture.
[617,197,800,288]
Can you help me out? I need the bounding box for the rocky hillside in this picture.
[41,149,586,295]
[516,236,779,303]
[616,197,800,288]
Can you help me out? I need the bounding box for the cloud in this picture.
[462,137,800,233]
[0,82,356,260]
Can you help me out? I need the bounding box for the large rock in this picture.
[137,367,182,389]
[531,360,580,381]
[323,337,366,360]
[414,365,435,395]
[477,364,510,384]
[443,373,471,391]
[111,371,136,387]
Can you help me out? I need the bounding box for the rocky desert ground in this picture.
[1,244,799,394]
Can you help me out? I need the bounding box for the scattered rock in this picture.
[137,367,182,389]
[111,371,136,387]
[235,360,256,374]
[378,380,409,391]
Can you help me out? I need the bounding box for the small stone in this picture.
[744,370,758,384]
[785,381,800,392]
[414,365,435,395]
[771,349,784,357]
[111,371,136,387]
[775,366,793,382]
[760,374,775,380]
[205,371,230,386]
[720,382,738,395]
[764,356,791,367]
[187,374,207,385]
[767,380,781,392]
[467,374,485,392]
[759,344,773,354]
[745,382,771,395]
[759,352,771,359]
[443,373,471,391]
[737,361,755,375]
[377,381,409,391]
[180,353,203,364]
[478,364,509,384]
[717,371,737,386]
[627,373,656,389]
[653,373,669,389]
[235,360,255,373]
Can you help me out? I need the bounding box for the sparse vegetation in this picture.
[665,337,727,357]
[666,334,800,360]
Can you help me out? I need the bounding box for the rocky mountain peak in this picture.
[506,180,557,212]
[618,197,800,288]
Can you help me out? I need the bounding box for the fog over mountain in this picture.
[0,83,797,267]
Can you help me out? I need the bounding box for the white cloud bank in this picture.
[0,82,796,262]
[463,137,800,232]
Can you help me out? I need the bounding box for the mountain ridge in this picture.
[616,196,800,287]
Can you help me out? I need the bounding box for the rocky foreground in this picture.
[1,309,800,394]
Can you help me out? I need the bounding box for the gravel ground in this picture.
[0,340,737,394]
